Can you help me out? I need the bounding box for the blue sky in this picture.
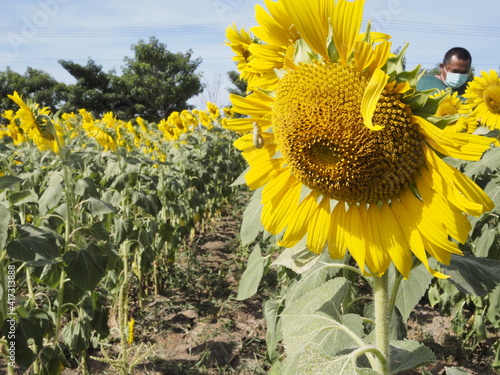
[1,0,499,107]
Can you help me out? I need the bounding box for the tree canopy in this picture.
[1,37,204,122]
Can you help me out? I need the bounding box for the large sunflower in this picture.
[463,69,500,130]
[225,0,495,278]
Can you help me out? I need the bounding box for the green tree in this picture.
[120,37,204,122]
[58,58,124,116]
[227,70,247,97]
[0,67,67,115]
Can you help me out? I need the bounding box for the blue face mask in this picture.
[443,69,468,89]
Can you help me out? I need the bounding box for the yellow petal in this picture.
[245,158,283,190]
[344,204,366,274]
[281,0,330,60]
[353,40,375,72]
[425,146,494,214]
[328,201,348,259]
[369,40,392,72]
[361,68,389,130]
[414,115,494,161]
[390,195,449,278]
[331,0,365,64]
[261,174,302,234]
[306,196,330,254]
[279,191,318,248]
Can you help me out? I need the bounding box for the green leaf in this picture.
[394,262,433,321]
[7,225,61,266]
[271,238,321,274]
[281,278,364,364]
[132,191,162,215]
[62,319,91,354]
[38,172,64,216]
[390,339,435,374]
[63,245,106,291]
[472,227,497,257]
[290,342,379,375]
[240,187,264,246]
[263,298,283,361]
[0,175,23,190]
[463,146,500,177]
[441,253,500,296]
[236,244,266,300]
[484,179,500,208]
[75,177,99,198]
[445,367,471,375]
[9,190,38,205]
[0,203,10,249]
[85,197,118,215]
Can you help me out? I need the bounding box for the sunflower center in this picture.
[436,100,459,117]
[273,62,426,203]
[483,85,500,113]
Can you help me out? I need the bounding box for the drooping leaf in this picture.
[472,227,497,257]
[9,190,38,205]
[7,225,61,266]
[236,244,266,300]
[281,277,364,364]
[63,245,106,291]
[444,367,471,375]
[85,197,118,215]
[75,177,99,198]
[38,172,64,216]
[272,238,321,274]
[0,175,23,190]
[240,187,264,246]
[394,262,433,321]
[389,339,435,374]
[441,253,500,296]
[0,203,11,249]
[289,342,379,375]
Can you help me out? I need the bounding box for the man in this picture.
[417,47,472,96]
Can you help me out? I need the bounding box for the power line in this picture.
[1,19,500,39]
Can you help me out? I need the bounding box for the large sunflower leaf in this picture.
[393,262,433,321]
[271,237,320,274]
[287,342,379,375]
[240,187,264,246]
[390,339,435,374]
[63,245,106,291]
[441,252,500,296]
[236,244,266,300]
[445,367,471,375]
[0,203,10,249]
[281,278,365,364]
[7,225,61,266]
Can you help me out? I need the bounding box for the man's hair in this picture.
[443,47,472,65]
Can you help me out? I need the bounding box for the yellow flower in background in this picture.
[226,0,495,278]
[463,69,500,130]
[1,109,28,145]
[206,102,220,120]
[225,23,258,85]
[8,91,61,153]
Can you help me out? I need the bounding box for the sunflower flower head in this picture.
[463,69,500,130]
[8,91,62,153]
[226,0,495,278]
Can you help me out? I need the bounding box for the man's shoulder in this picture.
[416,75,447,92]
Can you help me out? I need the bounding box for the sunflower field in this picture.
[2,0,500,373]
[0,93,247,374]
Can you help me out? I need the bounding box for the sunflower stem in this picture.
[373,272,390,375]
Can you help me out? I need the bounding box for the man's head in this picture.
[439,47,472,89]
